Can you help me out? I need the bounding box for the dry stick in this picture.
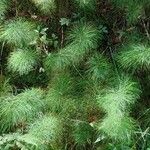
[61,26,64,48]
[109,46,120,80]
[0,42,5,76]
[13,0,18,17]
[142,19,150,41]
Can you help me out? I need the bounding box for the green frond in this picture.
[8,49,39,75]
[110,0,148,8]
[44,45,77,71]
[21,115,63,149]
[0,18,38,47]
[97,75,140,142]
[17,88,45,111]
[0,88,44,132]
[74,0,96,11]
[45,90,77,118]
[32,0,56,14]
[126,3,143,24]
[99,115,136,143]
[45,73,77,118]
[97,75,140,115]
[116,44,150,72]
[86,52,112,82]
[45,22,99,71]
[106,144,135,150]
[110,0,144,24]
[110,0,140,8]
[68,22,99,49]
[44,72,96,120]
[72,121,95,145]
[49,72,74,96]
[123,29,144,44]
[0,78,12,97]
[0,0,10,20]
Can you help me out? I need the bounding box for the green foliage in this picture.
[0,0,149,149]
[116,44,150,72]
[0,78,12,97]
[100,115,136,143]
[8,49,39,75]
[72,121,95,145]
[49,72,74,95]
[60,18,70,26]
[0,133,22,149]
[0,133,36,149]
[86,52,112,82]
[44,72,78,118]
[32,0,56,14]
[67,22,99,49]
[0,0,10,20]
[0,18,38,47]
[97,75,141,142]
[126,3,143,24]
[45,22,100,71]
[0,88,44,133]
[74,0,96,11]
[21,115,63,149]
[110,0,145,24]
[98,75,140,114]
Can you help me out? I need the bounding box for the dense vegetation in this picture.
[0,0,150,149]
